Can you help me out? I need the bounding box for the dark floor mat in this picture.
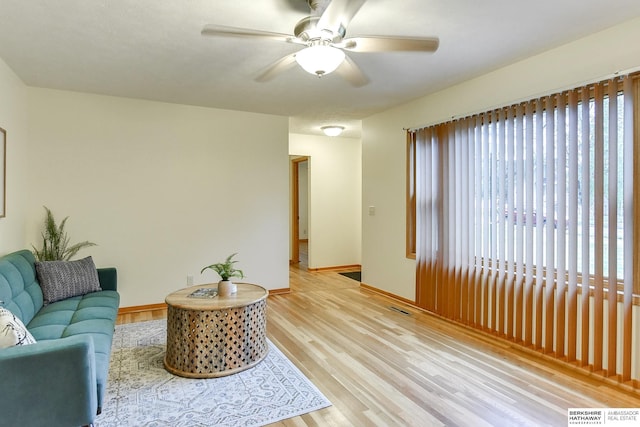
[339,271,361,282]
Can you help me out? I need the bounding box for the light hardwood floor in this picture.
[118,262,640,426]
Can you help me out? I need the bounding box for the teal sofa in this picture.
[0,249,120,427]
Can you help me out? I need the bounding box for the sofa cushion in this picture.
[35,256,102,304]
[0,250,44,325]
[28,290,119,340]
[0,307,37,348]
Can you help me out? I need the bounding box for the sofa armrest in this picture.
[0,335,98,427]
[98,267,118,291]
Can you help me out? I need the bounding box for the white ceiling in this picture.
[1,0,640,139]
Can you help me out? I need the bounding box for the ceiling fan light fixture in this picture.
[321,125,345,137]
[295,45,345,77]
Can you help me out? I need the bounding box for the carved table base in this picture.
[164,283,268,378]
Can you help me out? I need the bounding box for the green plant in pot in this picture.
[200,253,244,296]
[32,206,97,261]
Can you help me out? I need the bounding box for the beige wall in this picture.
[362,16,640,300]
[26,88,290,307]
[290,133,361,269]
[0,58,29,254]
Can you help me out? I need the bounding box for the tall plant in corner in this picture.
[32,206,97,261]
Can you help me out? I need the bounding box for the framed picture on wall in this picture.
[0,127,5,218]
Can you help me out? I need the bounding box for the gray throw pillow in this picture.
[35,256,102,304]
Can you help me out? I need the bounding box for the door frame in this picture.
[291,156,309,265]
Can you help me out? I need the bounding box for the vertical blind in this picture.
[411,75,637,384]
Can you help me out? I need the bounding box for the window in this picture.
[407,74,639,385]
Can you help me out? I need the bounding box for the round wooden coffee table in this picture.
[164,283,268,378]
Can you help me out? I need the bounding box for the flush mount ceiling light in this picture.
[321,125,345,137]
[295,45,346,77]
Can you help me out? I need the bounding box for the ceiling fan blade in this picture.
[317,0,367,35]
[255,53,299,82]
[338,36,439,53]
[201,24,294,43]
[335,55,369,87]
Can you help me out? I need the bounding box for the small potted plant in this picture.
[200,253,244,296]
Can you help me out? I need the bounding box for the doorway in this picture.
[291,156,309,268]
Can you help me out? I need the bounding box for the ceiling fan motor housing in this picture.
[294,15,345,44]
[307,0,331,14]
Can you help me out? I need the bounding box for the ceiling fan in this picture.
[201,0,439,86]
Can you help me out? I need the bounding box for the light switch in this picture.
[368,206,376,216]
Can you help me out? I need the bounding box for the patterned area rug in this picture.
[95,320,331,426]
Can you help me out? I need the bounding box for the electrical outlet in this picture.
[187,275,194,286]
